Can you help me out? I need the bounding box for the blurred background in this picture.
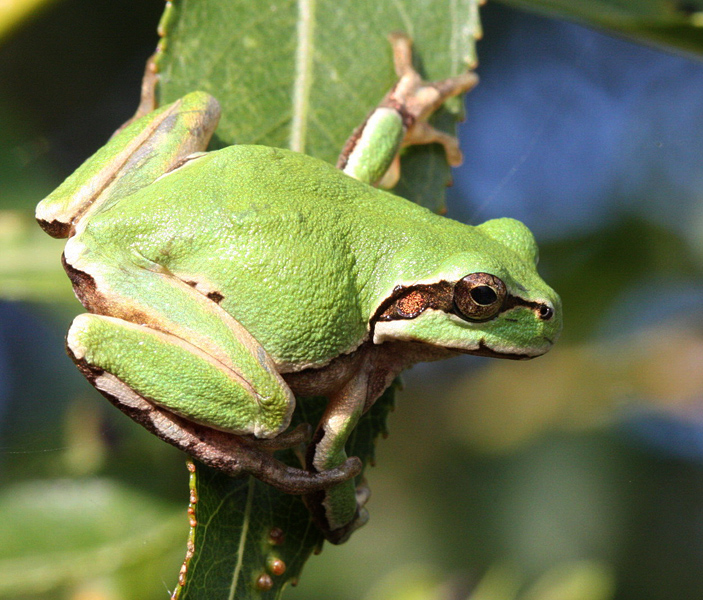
[1,1,703,599]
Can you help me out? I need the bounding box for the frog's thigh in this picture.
[68,313,286,437]
[65,249,295,438]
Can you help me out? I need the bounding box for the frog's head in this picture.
[371,218,562,359]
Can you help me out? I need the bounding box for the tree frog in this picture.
[35,34,561,544]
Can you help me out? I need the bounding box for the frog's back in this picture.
[79,146,384,367]
[80,145,464,367]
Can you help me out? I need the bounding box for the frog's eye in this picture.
[453,273,507,322]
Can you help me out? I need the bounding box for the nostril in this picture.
[538,305,553,321]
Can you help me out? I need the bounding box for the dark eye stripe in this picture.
[376,281,454,322]
[371,278,553,329]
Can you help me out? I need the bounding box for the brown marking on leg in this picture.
[336,112,372,171]
[62,253,111,315]
[171,271,226,305]
[62,254,158,326]
[183,278,225,304]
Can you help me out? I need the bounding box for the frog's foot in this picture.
[310,479,371,544]
[304,482,370,545]
[324,506,370,545]
[236,433,363,494]
[321,479,371,544]
[249,423,312,450]
[355,478,371,507]
[387,32,478,131]
[338,32,477,187]
[301,367,377,543]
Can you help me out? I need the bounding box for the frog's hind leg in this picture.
[68,313,283,438]
[63,247,362,492]
[303,358,377,544]
[62,240,297,438]
[67,313,361,493]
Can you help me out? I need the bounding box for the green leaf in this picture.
[147,1,481,597]
[177,390,395,600]
[155,0,481,210]
[498,0,703,56]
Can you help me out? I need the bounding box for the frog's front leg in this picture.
[337,32,478,188]
[307,34,478,543]
[63,248,361,493]
[301,355,378,544]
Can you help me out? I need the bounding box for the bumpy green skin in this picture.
[36,91,561,542]
[68,313,283,432]
[73,145,554,363]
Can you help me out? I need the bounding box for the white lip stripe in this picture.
[372,310,549,357]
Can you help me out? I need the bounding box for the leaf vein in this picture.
[290,0,316,152]
[228,477,256,600]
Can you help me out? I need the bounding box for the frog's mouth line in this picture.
[461,338,549,361]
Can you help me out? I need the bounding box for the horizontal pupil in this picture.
[470,285,497,305]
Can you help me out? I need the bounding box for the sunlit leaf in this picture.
[176,391,395,599]
[155,0,480,210]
